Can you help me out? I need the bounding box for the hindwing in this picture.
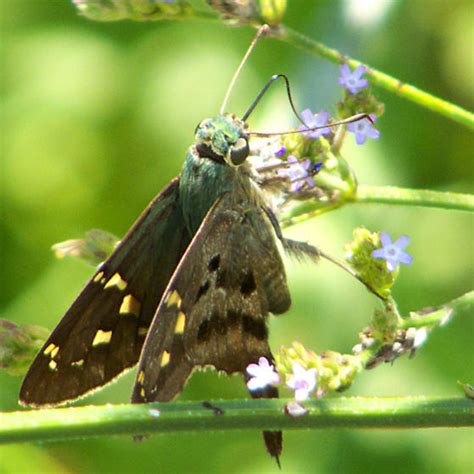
[131,193,291,460]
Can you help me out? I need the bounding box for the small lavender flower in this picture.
[299,109,331,139]
[277,156,315,192]
[338,64,368,94]
[286,363,318,402]
[246,357,280,391]
[372,231,413,271]
[252,141,285,169]
[347,115,380,145]
[260,143,286,160]
[273,145,286,157]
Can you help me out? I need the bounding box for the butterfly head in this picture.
[195,115,249,167]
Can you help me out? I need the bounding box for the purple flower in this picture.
[273,145,286,157]
[277,156,315,192]
[299,109,331,139]
[286,363,318,402]
[246,357,280,391]
[338,64,368,94]
[347,115,380,145]
[255,142,286,167]
[372,232,413,271]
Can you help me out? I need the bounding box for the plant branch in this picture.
[280,185,474,228]
[1,397,472,445]
[355,185,474,211]
[279,26,474,130]
[400,290,473,329]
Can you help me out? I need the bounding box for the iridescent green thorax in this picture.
[179,115,258,236]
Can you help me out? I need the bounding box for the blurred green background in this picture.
[1,1,473,473]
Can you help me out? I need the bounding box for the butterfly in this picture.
[19,99,310,460]
[19,25,371,462]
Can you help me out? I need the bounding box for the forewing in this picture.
[20,178,191,407]
[131,193,291,404]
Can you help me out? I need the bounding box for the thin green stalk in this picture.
[354,185,474,212]
[1,397,472,445]
[400,290,474,329]
[281,185,474,228]
[280,26,474,130]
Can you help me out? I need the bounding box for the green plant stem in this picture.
[281,185,474,228]
[355,185,474,211]
[1,397,472,445]
[400,291,473,329]
[279,26,474,130]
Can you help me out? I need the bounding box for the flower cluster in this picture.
[252,64,381,198]
[0,320,49,376]
[336,63,385,144]
[72,0,185,22]
[52,229,119,267]
[207,0,286,26]
[345,227,413,298]
[246,355,318,415]
[277,156,315,192]
[356,325,429,369]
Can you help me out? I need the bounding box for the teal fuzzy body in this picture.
[179,148,236,235]
[179,114,260,235]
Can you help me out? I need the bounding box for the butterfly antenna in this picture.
[220,24,270,115]
[247,113,372,137]
[242,73,309,128]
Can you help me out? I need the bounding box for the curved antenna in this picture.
[242,74,309,127]
[220,24,270,115]
[247,113,373,137]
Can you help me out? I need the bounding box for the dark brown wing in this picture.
[131,193,290,460]
[20,178,191,407]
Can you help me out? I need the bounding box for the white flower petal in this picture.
[295,388,310,402]
[285,402,308,417]
[247,377,261,391]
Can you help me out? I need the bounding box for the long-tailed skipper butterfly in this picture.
[19,26,370,463]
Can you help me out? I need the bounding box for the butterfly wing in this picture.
[20,178,191,407]
[131,193,290,460]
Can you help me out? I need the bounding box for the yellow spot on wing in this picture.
[160,351,171,367]
[44,343,57,356]
[175,312,186,334]
[50,346,59,358]
[165,290,182,308]
[104,272,127,291]
[93,271,104,283]
[49,360,57,370]
[92,329,113,346]
[119,294,141,316]
[71,359,84,368]
[140,387,145,398]
[138,370,145,384]
[138,327,148,337]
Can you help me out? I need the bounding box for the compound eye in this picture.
[228,138,249,166]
